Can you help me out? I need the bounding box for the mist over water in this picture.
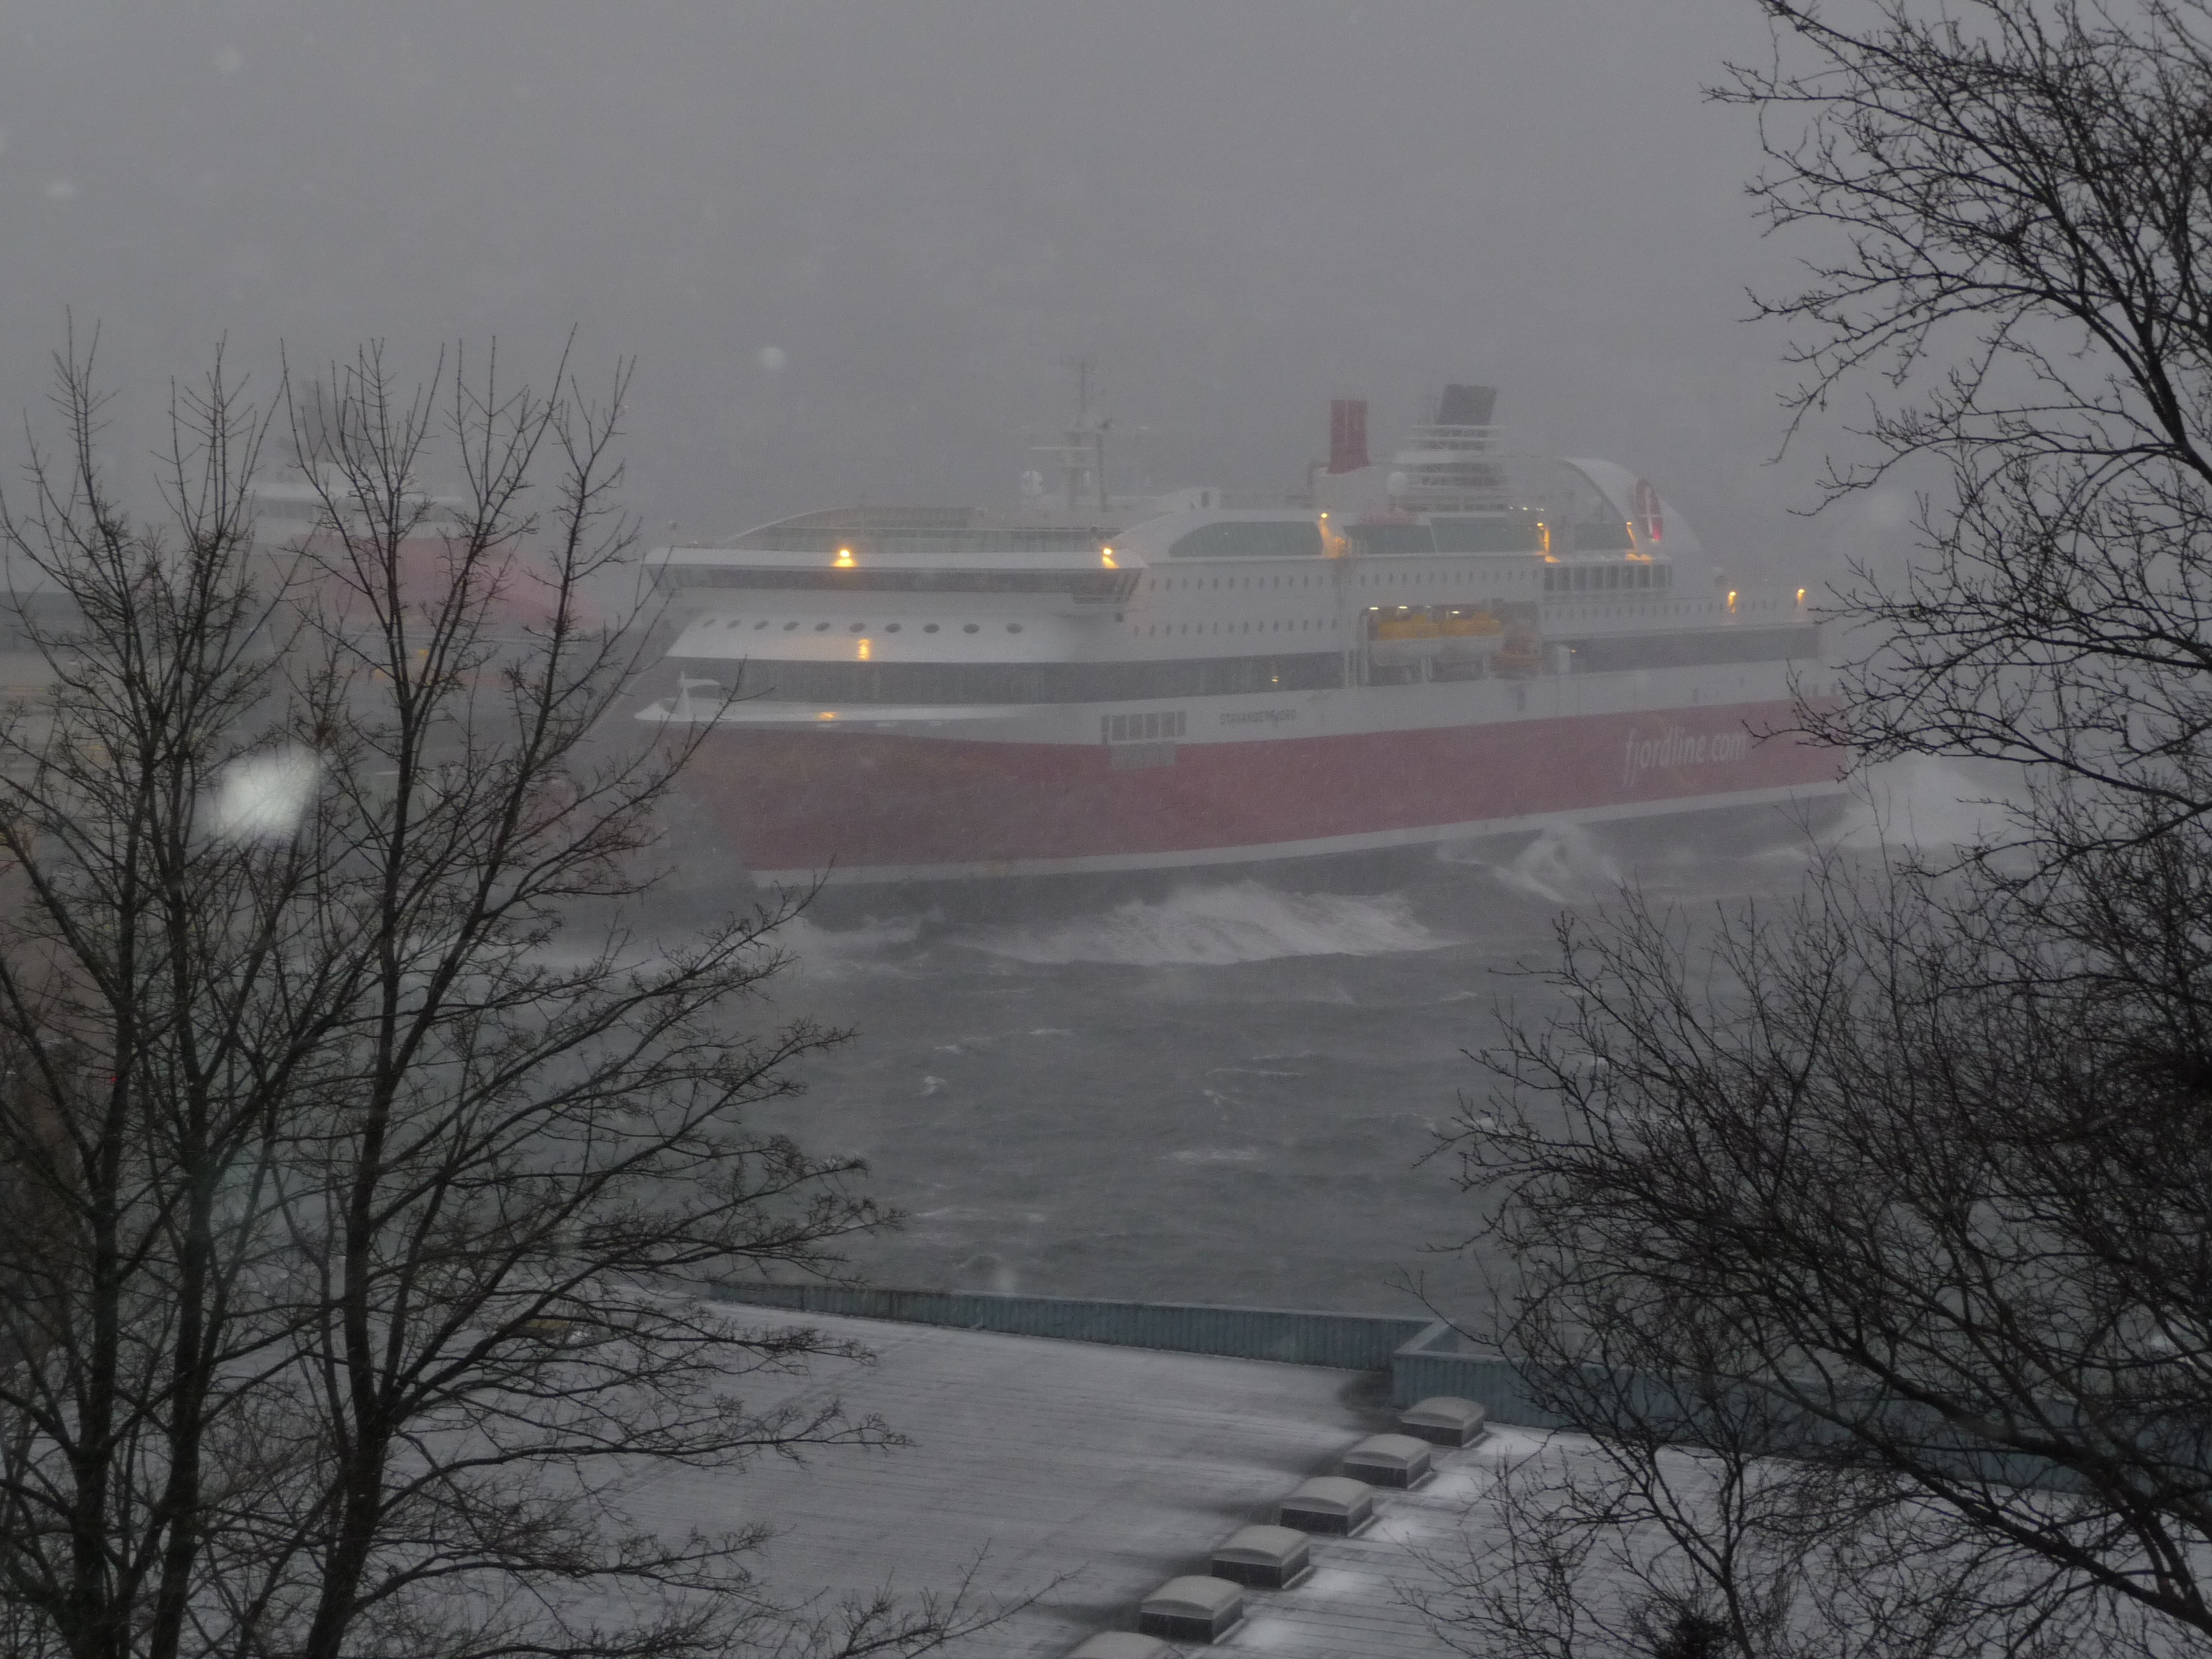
[741,799,1914,1317]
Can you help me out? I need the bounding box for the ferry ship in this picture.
[636,387,1843,886]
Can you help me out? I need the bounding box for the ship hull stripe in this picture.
[676,698,1845,883]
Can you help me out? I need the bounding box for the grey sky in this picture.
[0,1,1864,568]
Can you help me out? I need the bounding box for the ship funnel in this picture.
[1436,384,1496,427]
[1327,398,1370,474]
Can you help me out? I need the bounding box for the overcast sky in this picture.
[0,1,1891,570]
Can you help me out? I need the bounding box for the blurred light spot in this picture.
[757,346,787,373]
[214,748,319,842]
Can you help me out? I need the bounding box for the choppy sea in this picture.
[722,760,1993,1319]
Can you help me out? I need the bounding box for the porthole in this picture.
[1006,623,1023,634]
[848,622,865,633]
[963,623,980,633]
[782,621,799,631]
[886,622,902,632]
[813,622,831,632]
[753,620,769,630]
[725,619,743,629]
[924,623,940,633]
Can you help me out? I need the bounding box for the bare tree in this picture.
[1420,10,2212,1654]
[1438,828,2212,1659]
[1727,0,2212,849]
[0,336,1000,1659]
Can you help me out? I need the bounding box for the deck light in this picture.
[1102,547,1117,568]
[1727,590,1739,612]
[835,547,855,567]
[1797,587,1807,604]
[857,637,872,661]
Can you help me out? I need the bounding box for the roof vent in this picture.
[1341,1432,1434,1488]
[1210,1524,1311,1589]
[1399,1395,1487,1448]
[1137,1576,1244,1644]
[1068,1635,1180,1659]
[1276,1475,1374,1535]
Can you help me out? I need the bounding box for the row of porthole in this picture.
[1140,620,1326,637]
[707,618,1021,636]
[1147,573,1324,591]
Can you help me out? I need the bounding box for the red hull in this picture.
[678,700,1845,881]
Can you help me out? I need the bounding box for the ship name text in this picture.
[1623,725,1752,787]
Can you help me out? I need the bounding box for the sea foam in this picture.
[961,881,1453,966]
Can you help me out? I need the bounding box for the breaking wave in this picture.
[777,912,926,975]
[1457,822,1627,904]
[961,881,1454,966]
[1844,756,2022,851]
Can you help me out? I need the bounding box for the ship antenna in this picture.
[1061,357,1108,511]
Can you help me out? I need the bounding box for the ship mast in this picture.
[1031,358,1110,511]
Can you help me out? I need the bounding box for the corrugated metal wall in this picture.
[710,1283,1431,1372]
[709,1286,2085,1482]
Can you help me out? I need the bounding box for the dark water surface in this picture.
[730,808,1854,1321]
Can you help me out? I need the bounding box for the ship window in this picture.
[1007,623,1023,633]
[755,620,769,630]
[1167,521,1324,559]
[924,623,940,632]
[848,622,865,632]
[736,653,1342,707]
[1103,709,1190,743]
[814,622,831,631]
[1550,625,1820,672]
[963,623,980,633]
[783,621,799,630]
[886,623,901,632]
[725,619,743,629]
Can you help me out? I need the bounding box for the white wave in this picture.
[960,881,1454,966]
[1472,822,1627,904]
[777,912,925,975]
[1842,756,2023,851]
